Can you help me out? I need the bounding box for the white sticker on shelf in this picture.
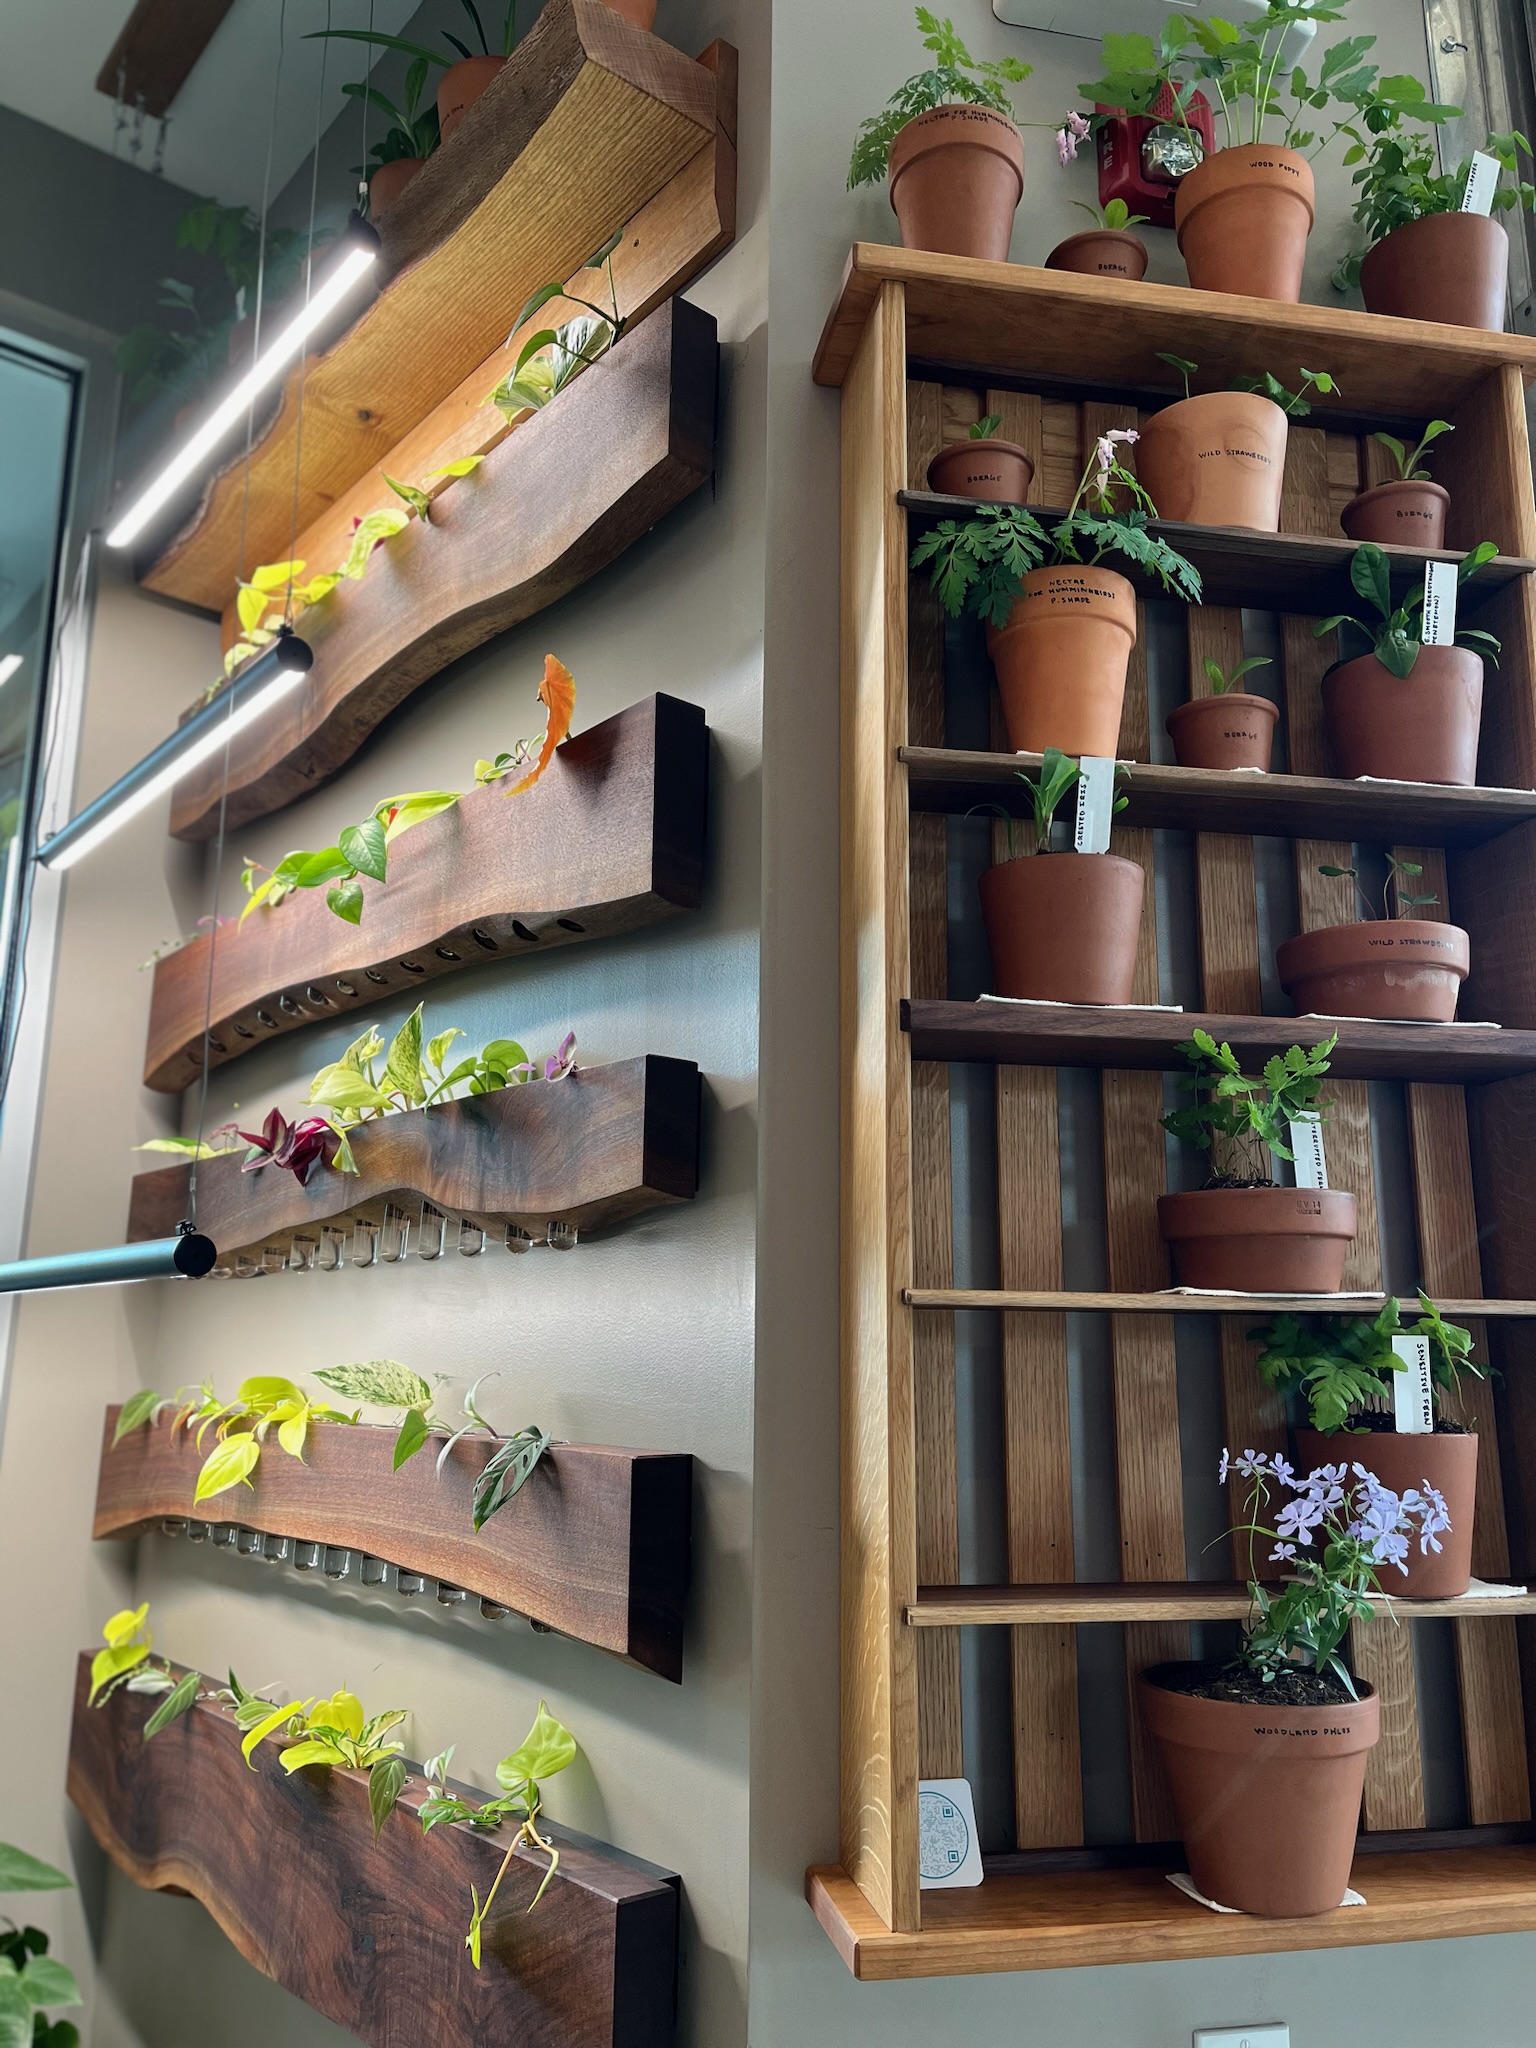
[918,1778,984,1889]
[1462,151,1500,215]
[1421,558,1459,646]
[1074,755,1116,854]
[1392,1333,1435,1434]
[1289,1113,1329,1189]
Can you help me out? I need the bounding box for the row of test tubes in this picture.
[212,1203,580,1279]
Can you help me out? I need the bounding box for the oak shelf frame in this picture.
[69,1656,680,2046]
[126,1053,701,1261]
[148,694,708,1092]
[138,0,736,610]
[95,1408,693,1679]
[905,1287,1536,1317]
[907,1582,1536,1625]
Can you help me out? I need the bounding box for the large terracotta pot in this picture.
[1296,1429,1477,1598]
[1175,144,1315,302]
[1166,692,1278,771]
[887,105,1024,261]
[1157,1186,1357,1292]
[1341,480,1449,551]
[368,158,426,213]
[1322,647,1484,786]
[987,566,1137,756]
[927,438,1034,505]
[1276,919,1470,1023]
[1140,1665,1378,1916]
[1134,393,1288,530]
[438,54,505,141]
[1045,230,1148,281]
[1360,214,1510,331]
[978,853,1145,1004]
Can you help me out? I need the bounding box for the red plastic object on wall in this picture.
[1096,87,1215,229]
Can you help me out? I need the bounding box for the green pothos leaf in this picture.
[112,1389,162,1444]
[369,1756,407,1839]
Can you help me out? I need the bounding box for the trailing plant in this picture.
[86,1605,200,1741]
[489,232,627,422]
[848,8,1032,188]
[1314,540,1501,676]
[0,1841,80,2048]
[1155,351,1337,416]
[1252,1291,1484,1432]
[113,1376,360,1507]
[239,1682,408,1839]
[1161,1026,1337,1187]
[418,1703,577,1965]
[1202,653,1271,695]
[1316,851,1438,920]
[984,747,1129,857]
[1371,420,1452,481]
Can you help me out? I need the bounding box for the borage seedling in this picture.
[0,1841,81,2048]
[1252,1290,1483,1433]
[1202,654,1271,695]
[1315,540,1501,677]
[1371,421,1453,482]
[1162,1027,1337,1188]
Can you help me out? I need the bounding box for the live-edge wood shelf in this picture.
[95,1408,692,1679]
[148,695,707,1091]
[69,1655,680,2046]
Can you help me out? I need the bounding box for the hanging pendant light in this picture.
[0,1227,217,1297]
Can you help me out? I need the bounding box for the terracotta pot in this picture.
[1340,479,1449,551]
[887,105,1024,261]
[1157,1187,1357,1292]
[437,54,506,142]
[927,438,1034,505]
[1045,230,1148,281]
[368,158,426,214]
[1174,144,1315,302]
[1134,393,1288,531]
[1277,919,1470,1023]
[1322,646,1484,786]
[597,0,657,22]
[987,566,1137,756]
[1296,1430,1477,1598]
[1140,1664,1378,1916]
[978,853,1145,1004]
[1166,692,1278,771]
[1360,214,1510,331]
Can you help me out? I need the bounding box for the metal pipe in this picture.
[0,1231,216,1295]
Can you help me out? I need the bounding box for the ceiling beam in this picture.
[94,0,239,119]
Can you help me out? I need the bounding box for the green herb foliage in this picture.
[970,414,1003,440]
[0,1842,80,2048]
[1203,654,1271,695]
[1316,851,1437,920]
[1314,540,1501,677]
[1253,1290,1482,1432]
[849,9,1031,187]
[987,748,1129,858]
[1075,196,1149,231]
[1161,1027,1337,1186]
[1371,421,1452,481]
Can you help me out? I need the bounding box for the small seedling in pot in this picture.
[1073,195,1149,231]
[1316,852,1438,922]
[1314,540,1501,676]
[1372,421,1453,481]
[1203,654,1271,695]
[970,414,1003,440]
[977,747,1129,856]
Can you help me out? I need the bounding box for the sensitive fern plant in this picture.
[1162,1028,1337,1188]
[848,9,1031,188]
[1252,1292,1483,1433]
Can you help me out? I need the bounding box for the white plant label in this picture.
[917,1779,984,1889]
[1289,1112,1329,1190]
[1461,150,1500,215]
[1421,559,1459,646]
[1392,1332,1435,1434]
[1074,754,1116,854]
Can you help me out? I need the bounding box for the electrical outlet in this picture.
[1193,2028,1290,2048]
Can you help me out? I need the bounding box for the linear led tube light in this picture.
[105,216,381,551]
[0,654,22,688]
[37,631,313,872]
[0,1231,217,1296]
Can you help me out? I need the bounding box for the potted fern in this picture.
[1276,854,1469,1022]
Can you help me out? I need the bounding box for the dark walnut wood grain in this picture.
[168,300,718,840]
[147,695,708,1092]
[68,1655,680,2047]
[95,0,236,116]
[126,1055,701,1256]
[95,1410,692,1680]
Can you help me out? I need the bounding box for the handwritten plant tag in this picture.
[918,1778,984,1889]
[1074,755,1116,854]
[1421,559,1459,646]
[1289,1112,1328,1189]
[1392,1332,1435,1434]
[1461,151,1500,215]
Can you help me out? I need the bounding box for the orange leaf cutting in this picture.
[506,654,576,795]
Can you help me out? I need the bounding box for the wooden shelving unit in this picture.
[819,247,1536,1976]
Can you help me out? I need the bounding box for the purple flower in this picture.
[1056,126,1076,166]
[1270,1542,1297,1562]
[1275,1494,1325,1546]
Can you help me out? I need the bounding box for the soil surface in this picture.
[1154,1660,1358,1709]
[1338,1413,1467,1436]
[1201,1175,1277,1191]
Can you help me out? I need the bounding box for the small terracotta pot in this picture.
[1166,692,1278,771]
[1175,144,1316,302]
[1140,1665,1378,1916]
[1045,230,1148,281]
[598,0,657,22]
[368,158,426,213]
[1295,1429,1477,1598]
[1276,919,1470,1023]
[887,105,1024,261]
[1134,393,1289,530]
[987,567,1137,756]
[1157,1186,1358,1293]
[1340,479,1449,551]
[927,438,1034,505]
[978,853,1145,1004]
[438,54,506,141]
[1322,647,1484,786]
[1360,214,1510,332]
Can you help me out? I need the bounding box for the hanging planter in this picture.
[1135,359,1335,532]
[1341,422,1454,549]
[1165,653,1278,769]
[1277,853,1469,1022]
[927,415,1035,504]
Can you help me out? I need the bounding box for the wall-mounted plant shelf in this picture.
[907,1582,1536,1624]
[127,1055,700,1263]
[137,0,735,610]
[95,1408,692,1678]
[147,695,708,1091]
[169,302,717,841]
[905,1288,1536,1316]
[69,1655,680,2045]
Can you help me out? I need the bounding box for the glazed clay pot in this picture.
[987,566,1137,756]
[1156,1187,1358,1292]
[368,158,426,213]
[927,438,1034,505]
[1140,1665,1378,1916]
[887,105,1024,261]
[1341,479,1449,551]
[1296,1429,1477,1598]
[1276,919,1470,1023]
[438,55,505,141]
[1045,230,1148,281]
[1166,692,1278,771]
[1360,214,1510,331]
[1174,144,1316,302]
[978,853,1145,1004]
[1134,393,1289,530]
[1322,647,1484,786]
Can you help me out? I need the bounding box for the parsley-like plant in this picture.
[1314,541,1501,677]
[1161,1027,1337,1187]
[848,9,1032,189]
[1252,1291,1483,1433]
